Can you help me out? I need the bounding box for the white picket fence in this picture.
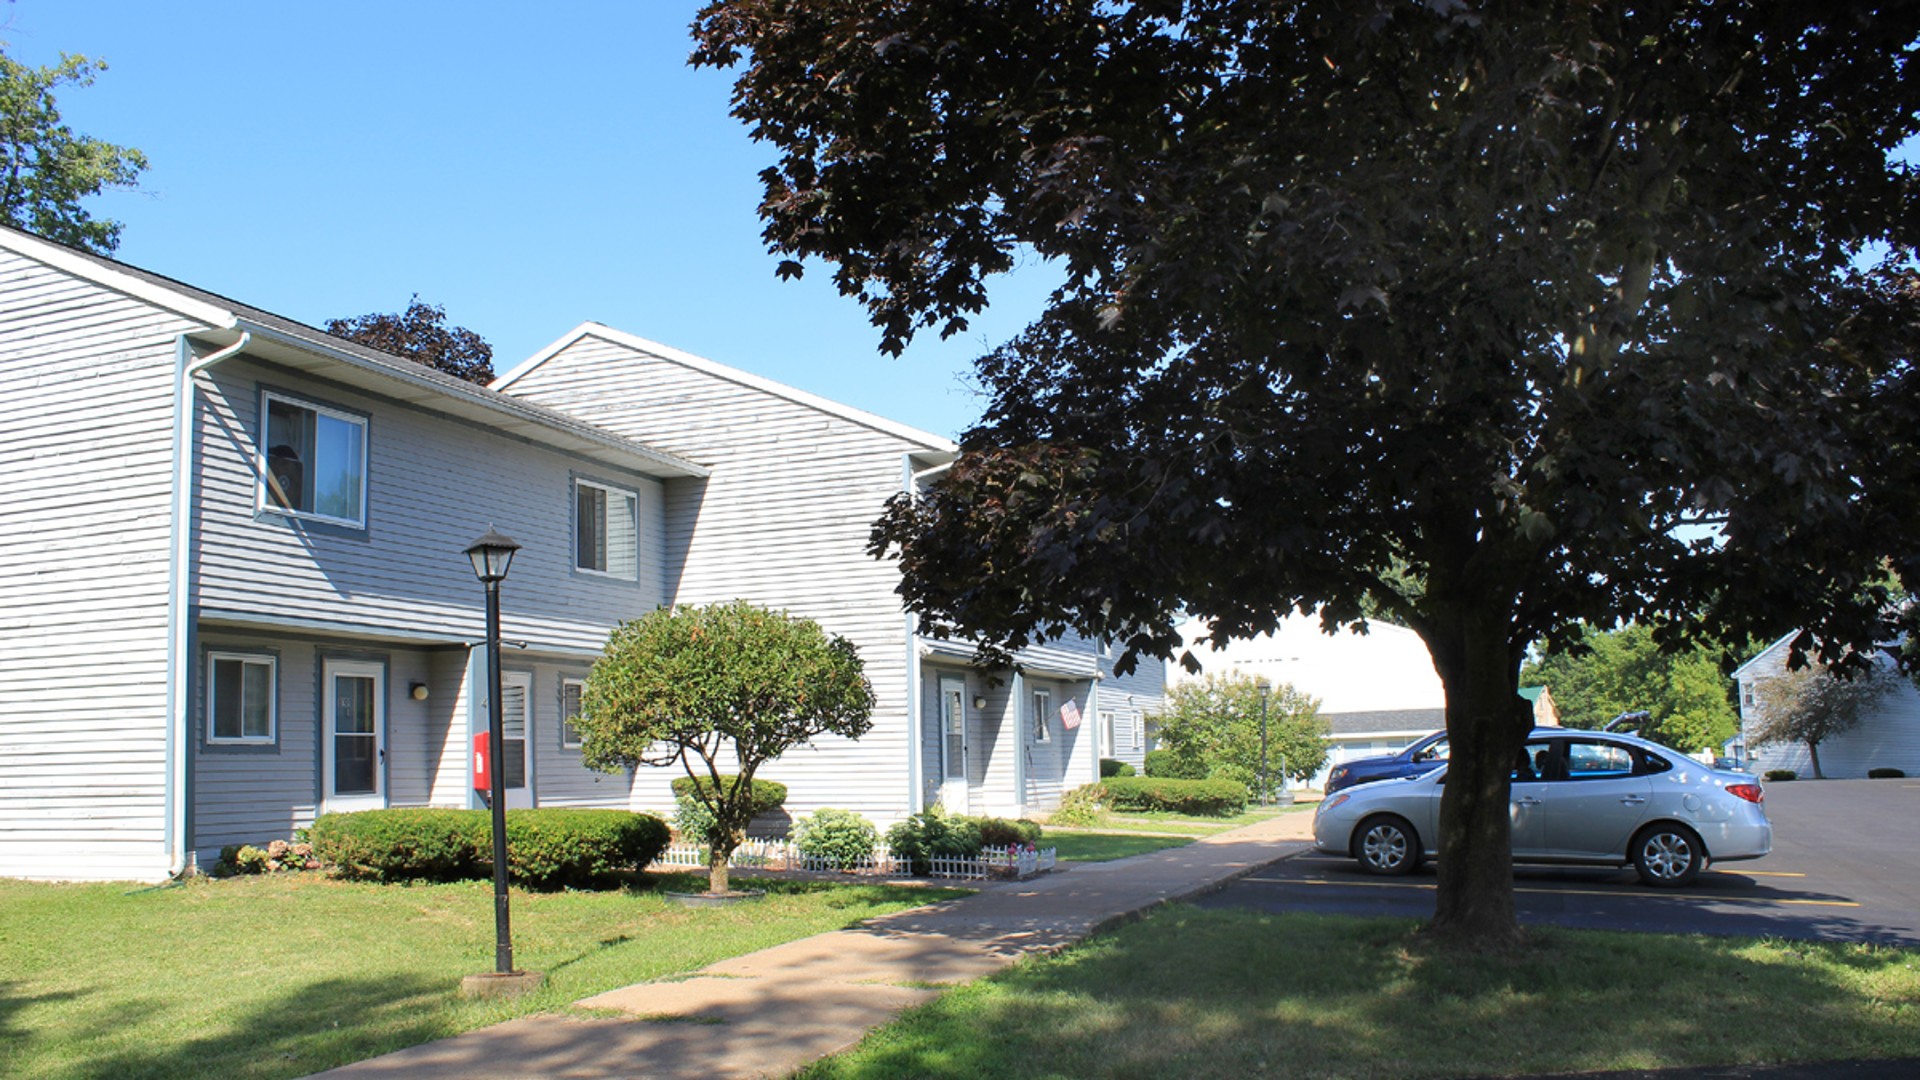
[654,840,1057,881]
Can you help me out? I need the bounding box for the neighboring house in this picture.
[0,230,1159,881]
[495,325,1162,824]
[1172,612,1448,787]
[1731,633,1920,778]
[1518,685,1561,727]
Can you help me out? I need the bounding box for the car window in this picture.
[1512,741,1552,781]
[1634,750,1674,775]
[1417,739,1449,762]
[1564,740,1635,780]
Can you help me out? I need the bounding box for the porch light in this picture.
[973,694,987,710]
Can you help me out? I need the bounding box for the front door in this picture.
[500,671,535,808]
[938,676,968,813]
[323,659,385,813]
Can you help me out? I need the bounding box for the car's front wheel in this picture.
[1632,823,1705,887]
[1354,814,1421,876]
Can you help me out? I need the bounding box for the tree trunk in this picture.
[708,838,733,895]
[1806,739,1824,780]
[1420,604,1532,949]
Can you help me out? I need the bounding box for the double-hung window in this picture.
[207,652,276,744]
[561,678,586,749]
[261,391,367,527]
[1031,688,1052,744]
[575,479,638,579]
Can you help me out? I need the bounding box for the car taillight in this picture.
[1728,783,1763,804]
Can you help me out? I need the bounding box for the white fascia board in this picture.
[228,319,708,479]
[0,229,236,328]
[498,321,961,453]
[1729,631,1801,682]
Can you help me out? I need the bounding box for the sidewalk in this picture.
[312,811,1317,1080]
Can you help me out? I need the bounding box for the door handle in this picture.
[1516,796,1542,807]
[1619,795,1645,805]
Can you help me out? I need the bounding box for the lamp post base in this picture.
[459,970,545,999]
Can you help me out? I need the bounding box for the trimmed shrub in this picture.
[309,808,668,888]
[1764,769,1798,782]
[1100,776,1248,816]
[1144,749,1208,780]
[884,809,983,875]
[1099,758,1136,778]
[970,816,1043,847]
[791,807,880,869]
[1868,767,1906,779]
[670,774,790,817]
[310,809,486,883]
[502,809,671,889]
[1049,784,1107,827]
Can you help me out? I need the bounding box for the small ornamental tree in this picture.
[578,601,875,893]
[1751,661,1900,780]
[1158,673,1328,798]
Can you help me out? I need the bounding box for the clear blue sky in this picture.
[4,1,1058,440]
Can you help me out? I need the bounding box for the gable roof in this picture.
[0,226,708,479]
[497,322,960,454]
[1730,631,1803,681]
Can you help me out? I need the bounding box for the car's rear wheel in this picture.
[1354,814,1420,876]
[1632,822,1705,887]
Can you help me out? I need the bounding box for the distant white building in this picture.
[1731,633,1920,778]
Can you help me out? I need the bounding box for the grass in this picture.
[1051,803,1304,837]
[1047,832,1192,862]
[0,871,961,1080]
[797,907,1920,1079]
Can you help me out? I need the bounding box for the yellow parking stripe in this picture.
[1725,870,1806,878]
[1245,876,1861,908]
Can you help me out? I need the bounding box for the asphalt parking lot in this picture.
[1198,777,1920,945]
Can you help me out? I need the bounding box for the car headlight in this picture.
[1317,793,1350,818]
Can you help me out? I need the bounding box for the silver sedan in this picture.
[1311,728,1773,886]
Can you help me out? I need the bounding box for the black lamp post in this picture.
[1254,676,1271,805]
[465,528,520,976]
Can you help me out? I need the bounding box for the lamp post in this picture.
[464,528,521,980]
[1254,676,1271,806]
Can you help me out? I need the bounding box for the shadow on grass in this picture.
[798,909,1920,1080]
[54,973,453,1080]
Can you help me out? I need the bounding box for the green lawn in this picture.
[798,908,1920,1079]
[1047,832,1192,862]
[0,872,960,1080]
[1053,803,1305,836]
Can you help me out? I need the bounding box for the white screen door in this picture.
[323,659,385,813]
[500,671,534,808]
[939,676,968,813]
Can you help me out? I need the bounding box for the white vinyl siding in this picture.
[0,248,190,881]
[207,653,275,743]
[575,478,637,579]
[260,390,367,527]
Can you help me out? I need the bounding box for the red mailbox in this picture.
[473,731,492,794]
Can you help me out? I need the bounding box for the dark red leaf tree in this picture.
[693,1,1920,946]
[325,296,495,385]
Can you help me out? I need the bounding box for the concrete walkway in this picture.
[313,811,1316,1080]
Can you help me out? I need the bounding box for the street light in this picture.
[463,528,527,990]
[1254,676,1271,805]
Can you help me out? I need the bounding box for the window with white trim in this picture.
[1031,688,1052,744]
[261,391,367,526]
[208,652,276,743]
[575,479,638,579]
[1739,681,1757,712]
[562,677,586,749]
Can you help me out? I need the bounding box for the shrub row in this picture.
[1764,770,1798,782]
[308,808,669,889]
[1868,767,1907,779]
[1099,776,1248,816]
[1099,758,1136,778]
[878,810,1046,875]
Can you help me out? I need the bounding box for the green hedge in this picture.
[309,808,669,888]
[1099,758,1136,778]
[970,816,1043,847]
[669,774,790,816]
[1764,769,1798,782]
[884,810,983,875]
[1143,749,1208,780]
[1099,776,1248,816]
[1868,767,1906,779]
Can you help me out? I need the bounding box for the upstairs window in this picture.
[575,479,637,579]
[262,392,367,527]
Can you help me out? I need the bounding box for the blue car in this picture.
[1324,731,1451,794]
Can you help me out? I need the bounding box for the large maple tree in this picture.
[693,1,1920,944]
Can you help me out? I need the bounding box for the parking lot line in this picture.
[1729,870,1807,878]
[1242,876,1862,908]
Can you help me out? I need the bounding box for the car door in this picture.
[1508,738,1554,858]
[1540,737,1652,858]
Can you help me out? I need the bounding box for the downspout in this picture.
[165,332,251,877]
[901,455,926,814]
